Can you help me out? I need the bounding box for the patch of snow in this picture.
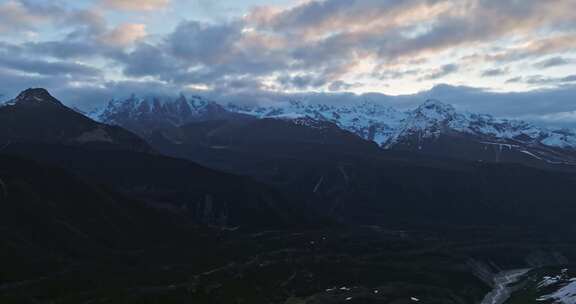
[481,269,531,304]
[539,275,564,288]
[538,281,576,304]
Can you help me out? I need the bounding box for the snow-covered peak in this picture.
[227,98,576,152]
[414,99,456,120]
[229,99,407,145]
[93,93,246,136]
[403,99,456,129]
[94,94,223,125]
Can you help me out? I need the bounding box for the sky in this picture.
[0,0,576,127]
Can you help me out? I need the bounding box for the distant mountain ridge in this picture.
[91,94,250,136]
[93,94,576,166]
[233,99,576,150]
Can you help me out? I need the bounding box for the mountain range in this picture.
[3,88,576,303]
[92,94,576,168]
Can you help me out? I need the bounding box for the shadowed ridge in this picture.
[12,88,64,106]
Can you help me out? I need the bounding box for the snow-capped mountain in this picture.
[93,94,249,136]
[232,98,576,151]
[229,99,576,164]
[228,99,407,146]
[391,99,576,149]
[94,94,576,166]
[387,100,576,165]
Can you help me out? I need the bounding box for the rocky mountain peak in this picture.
[413,99,456,120]
[13,88,63,106]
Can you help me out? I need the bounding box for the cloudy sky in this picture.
[1,0,576,126]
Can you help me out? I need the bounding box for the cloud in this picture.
[505,76,522,83]
[97,0,576,95]
[533,56,573,69]
[420,64,459,80]
[119,43,179,78]
[419,84,576,121]
[0,43,101,78]
[0,1,107,37]
[481,68,508,77]
[21,40,111,59]
[0,0,58,34]
[0,68,179,110]
[6,0,576,97]
[247,0,576,65]
[100,0,170,11]
[561,75,576,82]
[277,74,327,90]
[483,34,576,63]
[168,20,242,64]
[0,58,101,78]
[100,23,147,46]
[505,74,576,85]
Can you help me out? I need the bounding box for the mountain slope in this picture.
[147,117,381,182]
[0,88,152,152]
[145,115,576,234]
[0,154,212,299]
[0,88,302,230]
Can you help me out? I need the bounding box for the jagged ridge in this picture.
[230,98,576,151]
[93,94,576,165]
[93,94,246,135]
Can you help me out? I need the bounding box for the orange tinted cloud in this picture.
[101,0,170,11]
[100,23,147,46]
